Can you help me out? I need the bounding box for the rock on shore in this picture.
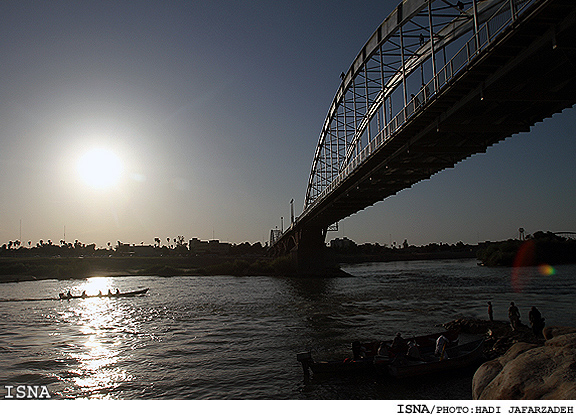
[472,326,576,399]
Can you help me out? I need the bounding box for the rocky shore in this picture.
[443,318,576,399]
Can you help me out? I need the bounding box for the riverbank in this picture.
[446,318,576,399]
[0,255,297,283]
[0,250,481,283]
[477,231,576,266]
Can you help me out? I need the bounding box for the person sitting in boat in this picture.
[115,288,120,295]
[108,289,113,296]
[97,290,103,297]
[377,341,390,356]
[66,290,72,298]
[391,333,408,355]
[81,291,87,298]
[406,340,421,360]
[435,334,449,359]
[59,293,66,300]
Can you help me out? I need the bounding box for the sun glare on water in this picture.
[77,148,123,189]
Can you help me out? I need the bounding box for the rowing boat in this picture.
[386,338,485,378]
[296,330,459,378]
[58,288,149,299]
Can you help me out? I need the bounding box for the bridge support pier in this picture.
[293,226,344,277]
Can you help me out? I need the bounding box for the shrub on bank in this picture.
[477,232,576,266]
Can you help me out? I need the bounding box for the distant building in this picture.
[329,237,356,249]
[189,238,231,256]
[116,243,156,257]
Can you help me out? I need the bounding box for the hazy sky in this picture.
[0,0,574,248]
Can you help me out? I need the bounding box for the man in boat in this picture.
[81,291,87,298]
[115,288,121,295]
[406,340,421,360]
[108,289,113,296]
[391,333,408,355]
[66,290,72,299]
[508,302,521,331]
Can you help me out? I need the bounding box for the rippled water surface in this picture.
[1,259,575,399]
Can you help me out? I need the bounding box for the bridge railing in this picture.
[301,0,537,225]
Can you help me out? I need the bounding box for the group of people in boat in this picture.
[59,288,122,299]
[352,332,453,362]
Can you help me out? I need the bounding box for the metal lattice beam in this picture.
[304,0,533,213]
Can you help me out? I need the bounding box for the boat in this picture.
[297,348,382,377]
[58,288,149,300]
[296,330,459,378]
[386,338,485,379]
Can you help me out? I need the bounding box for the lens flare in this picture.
[538,264,556,276]
[511,240,557,292]
[511,240,536,293]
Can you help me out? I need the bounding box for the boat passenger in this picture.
[59,293,66,300]
[406,340,421,360]
[81,291,87,298]
[108,289,113,296]
[66,290,72,298]
[391,333,408,354]
[97,290,103,297]
[377,341,390,356]
[116,288,121,295]
[435,334,449,358]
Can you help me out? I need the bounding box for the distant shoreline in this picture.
[0,251,478,283]
[3,234,575,283]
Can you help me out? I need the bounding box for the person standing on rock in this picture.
[487,301,494,322]
[529,306,545,337]
[508,302,521,331]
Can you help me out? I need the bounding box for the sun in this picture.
[77,148,123,189]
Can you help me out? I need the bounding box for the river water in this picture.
[1,258,575,400]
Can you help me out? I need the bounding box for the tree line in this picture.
[0,238,268,257]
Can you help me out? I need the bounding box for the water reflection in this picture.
[60,277,134,397]
[77,276,112,296]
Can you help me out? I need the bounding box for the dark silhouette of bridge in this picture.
[271,0,576,275]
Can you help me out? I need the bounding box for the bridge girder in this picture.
[271,0,576,275]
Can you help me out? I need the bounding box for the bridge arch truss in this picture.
[304,0,537,217]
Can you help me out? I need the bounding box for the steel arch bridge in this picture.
[271,0,576,275]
